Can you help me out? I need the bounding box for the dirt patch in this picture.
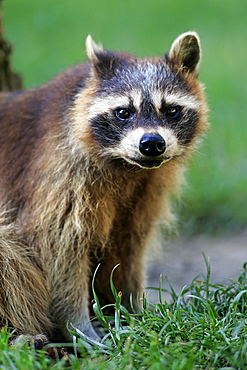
[146,229,247,303]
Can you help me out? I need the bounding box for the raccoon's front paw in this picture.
[10,333,50,349]
[70,320,101,342]
[10,334,68,358]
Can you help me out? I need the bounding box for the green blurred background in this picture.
[3,0,247,235]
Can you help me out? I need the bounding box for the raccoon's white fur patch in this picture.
[87,95,130,119]
[117,127,146,159]
[151,90,200,112]
[102,127,144,164]
[158,127,184,157]
[129,89,143,110]
[87,90,143,119]
[164,92,200,110]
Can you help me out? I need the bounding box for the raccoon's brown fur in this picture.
[0,32,208,341]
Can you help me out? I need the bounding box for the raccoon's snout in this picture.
[139,133,166,157]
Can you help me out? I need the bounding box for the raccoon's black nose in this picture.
[139,133,166,157]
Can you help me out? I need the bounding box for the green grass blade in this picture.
[109,264,120,300]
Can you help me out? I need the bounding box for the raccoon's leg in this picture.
[49,253,100,341]
[92,243,146,313]
[0,229,52,338]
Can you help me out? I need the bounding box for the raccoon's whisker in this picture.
[191,148,206,157]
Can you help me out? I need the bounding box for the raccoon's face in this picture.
[73,33,207,169]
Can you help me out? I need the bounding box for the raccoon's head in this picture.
[72,32,208,169]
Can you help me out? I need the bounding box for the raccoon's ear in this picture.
[86,35,104,64]
[86,35,118,78]
[168,32,201,74]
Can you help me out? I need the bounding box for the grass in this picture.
[1,258,247,369]
[2,0,247,235]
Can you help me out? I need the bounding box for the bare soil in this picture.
[146,229,247,303]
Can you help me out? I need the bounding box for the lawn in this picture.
[3,0,247,235]
[1,259,247,369]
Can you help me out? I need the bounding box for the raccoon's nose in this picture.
[139,133,166,157]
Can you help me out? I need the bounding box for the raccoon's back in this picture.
[0,63,91,209]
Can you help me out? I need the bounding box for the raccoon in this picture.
[0,32,208,342]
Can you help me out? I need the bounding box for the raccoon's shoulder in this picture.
[43,62,92,98]
[0,62,91,116]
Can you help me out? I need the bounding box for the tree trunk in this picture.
[0,0,22,91]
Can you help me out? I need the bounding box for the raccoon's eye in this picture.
[165,106,181,118]
[114,108,131,120]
